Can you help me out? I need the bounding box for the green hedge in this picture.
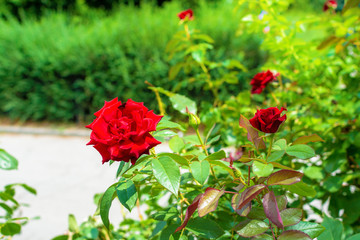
[0,1,264,122]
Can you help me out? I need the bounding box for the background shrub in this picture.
[0,1,264,122]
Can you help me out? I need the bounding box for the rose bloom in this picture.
[250,70,279,94]
[178,9,194,20]
[323,0,337,11]
[249,107,287,133]
[86,98,162,164]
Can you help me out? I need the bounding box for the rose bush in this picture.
[86,98,162,165]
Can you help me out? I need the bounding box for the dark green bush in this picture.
[0,1,263,122]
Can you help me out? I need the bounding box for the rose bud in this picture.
[249,107,287,133]
[178,9,194,21]
[86,98,163,165]
[250,70,279,94]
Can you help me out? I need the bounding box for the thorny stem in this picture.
[196,128,208,156]
[136,199,143,221]
[278,74,284,90]
[266,134,275,160]
[269,222,277,240]
[270,92,280,105]
[224,191,237,194]
[145,81,165,116]
[179,192,190,205]
[184,23,191,40]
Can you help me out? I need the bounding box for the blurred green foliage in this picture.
[0,1,263,122]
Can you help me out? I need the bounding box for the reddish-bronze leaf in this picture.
[293,134,324,145]
[263,191,283,228]
[239,115,266,149]
[232,193,251,216]
[198,188,225,217]
[175,194,201,232]
[267,170,303,186]
[237,184,266,210]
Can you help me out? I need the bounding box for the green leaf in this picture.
[304,166,324,180]
[280,208,302,227]
[169,62,183,80]
[151,207,179,221]
[323,176,342,193]
[6,183,37,195]
[51,235,68,240]
[169,135,185,153]
[252,234,273,239]
[267,170,303,186]
[347,234,360,240]
[190,161,210,185]
[153,130,177,138]
[99,184,117,229]
[0,149,18,170]
[192,50,204,63]
[68,214,79,232]
[116,178,138,212]
[318,215,344,240]
[286,144,315,159]
[152,156,180,195]
[268,150,285,162]
[186,217,225,239]
[183,135,201,145]
[204,150,226,161]
[342,0,360,13]
[169,94,197,115]
[247,206,267,220]
[283,181,316,197]
[273,139,287,151]
[116,161,128,178]
[198,188,224,217]
[253,161,273,177]
[159,153,189,166]
[278,230,311,240]
[150,221,167,238]
[276,195,288,211]
[156,119,185,131]
[286,221,325,238]
[0,222,21,236]
[235,220,269,238]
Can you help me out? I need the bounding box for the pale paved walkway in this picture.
[0,126,171,240]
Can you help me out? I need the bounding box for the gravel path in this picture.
[0,128,171,240]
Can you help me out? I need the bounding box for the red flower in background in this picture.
[249,107,287,133]
[178,9,194,20]
[323,0,337,11]
[86,98,162,164]
[250,70,279,94]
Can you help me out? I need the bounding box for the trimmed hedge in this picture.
[0,1,264,122]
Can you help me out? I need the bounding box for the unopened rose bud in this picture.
[188,112,201,129]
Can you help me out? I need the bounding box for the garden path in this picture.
[0,125,171,240]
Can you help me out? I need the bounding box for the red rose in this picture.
[249,107,287,133]
[250,70,279,94]
[178,9,194,20]
[323,0,337,11]
[86,98,162,164]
